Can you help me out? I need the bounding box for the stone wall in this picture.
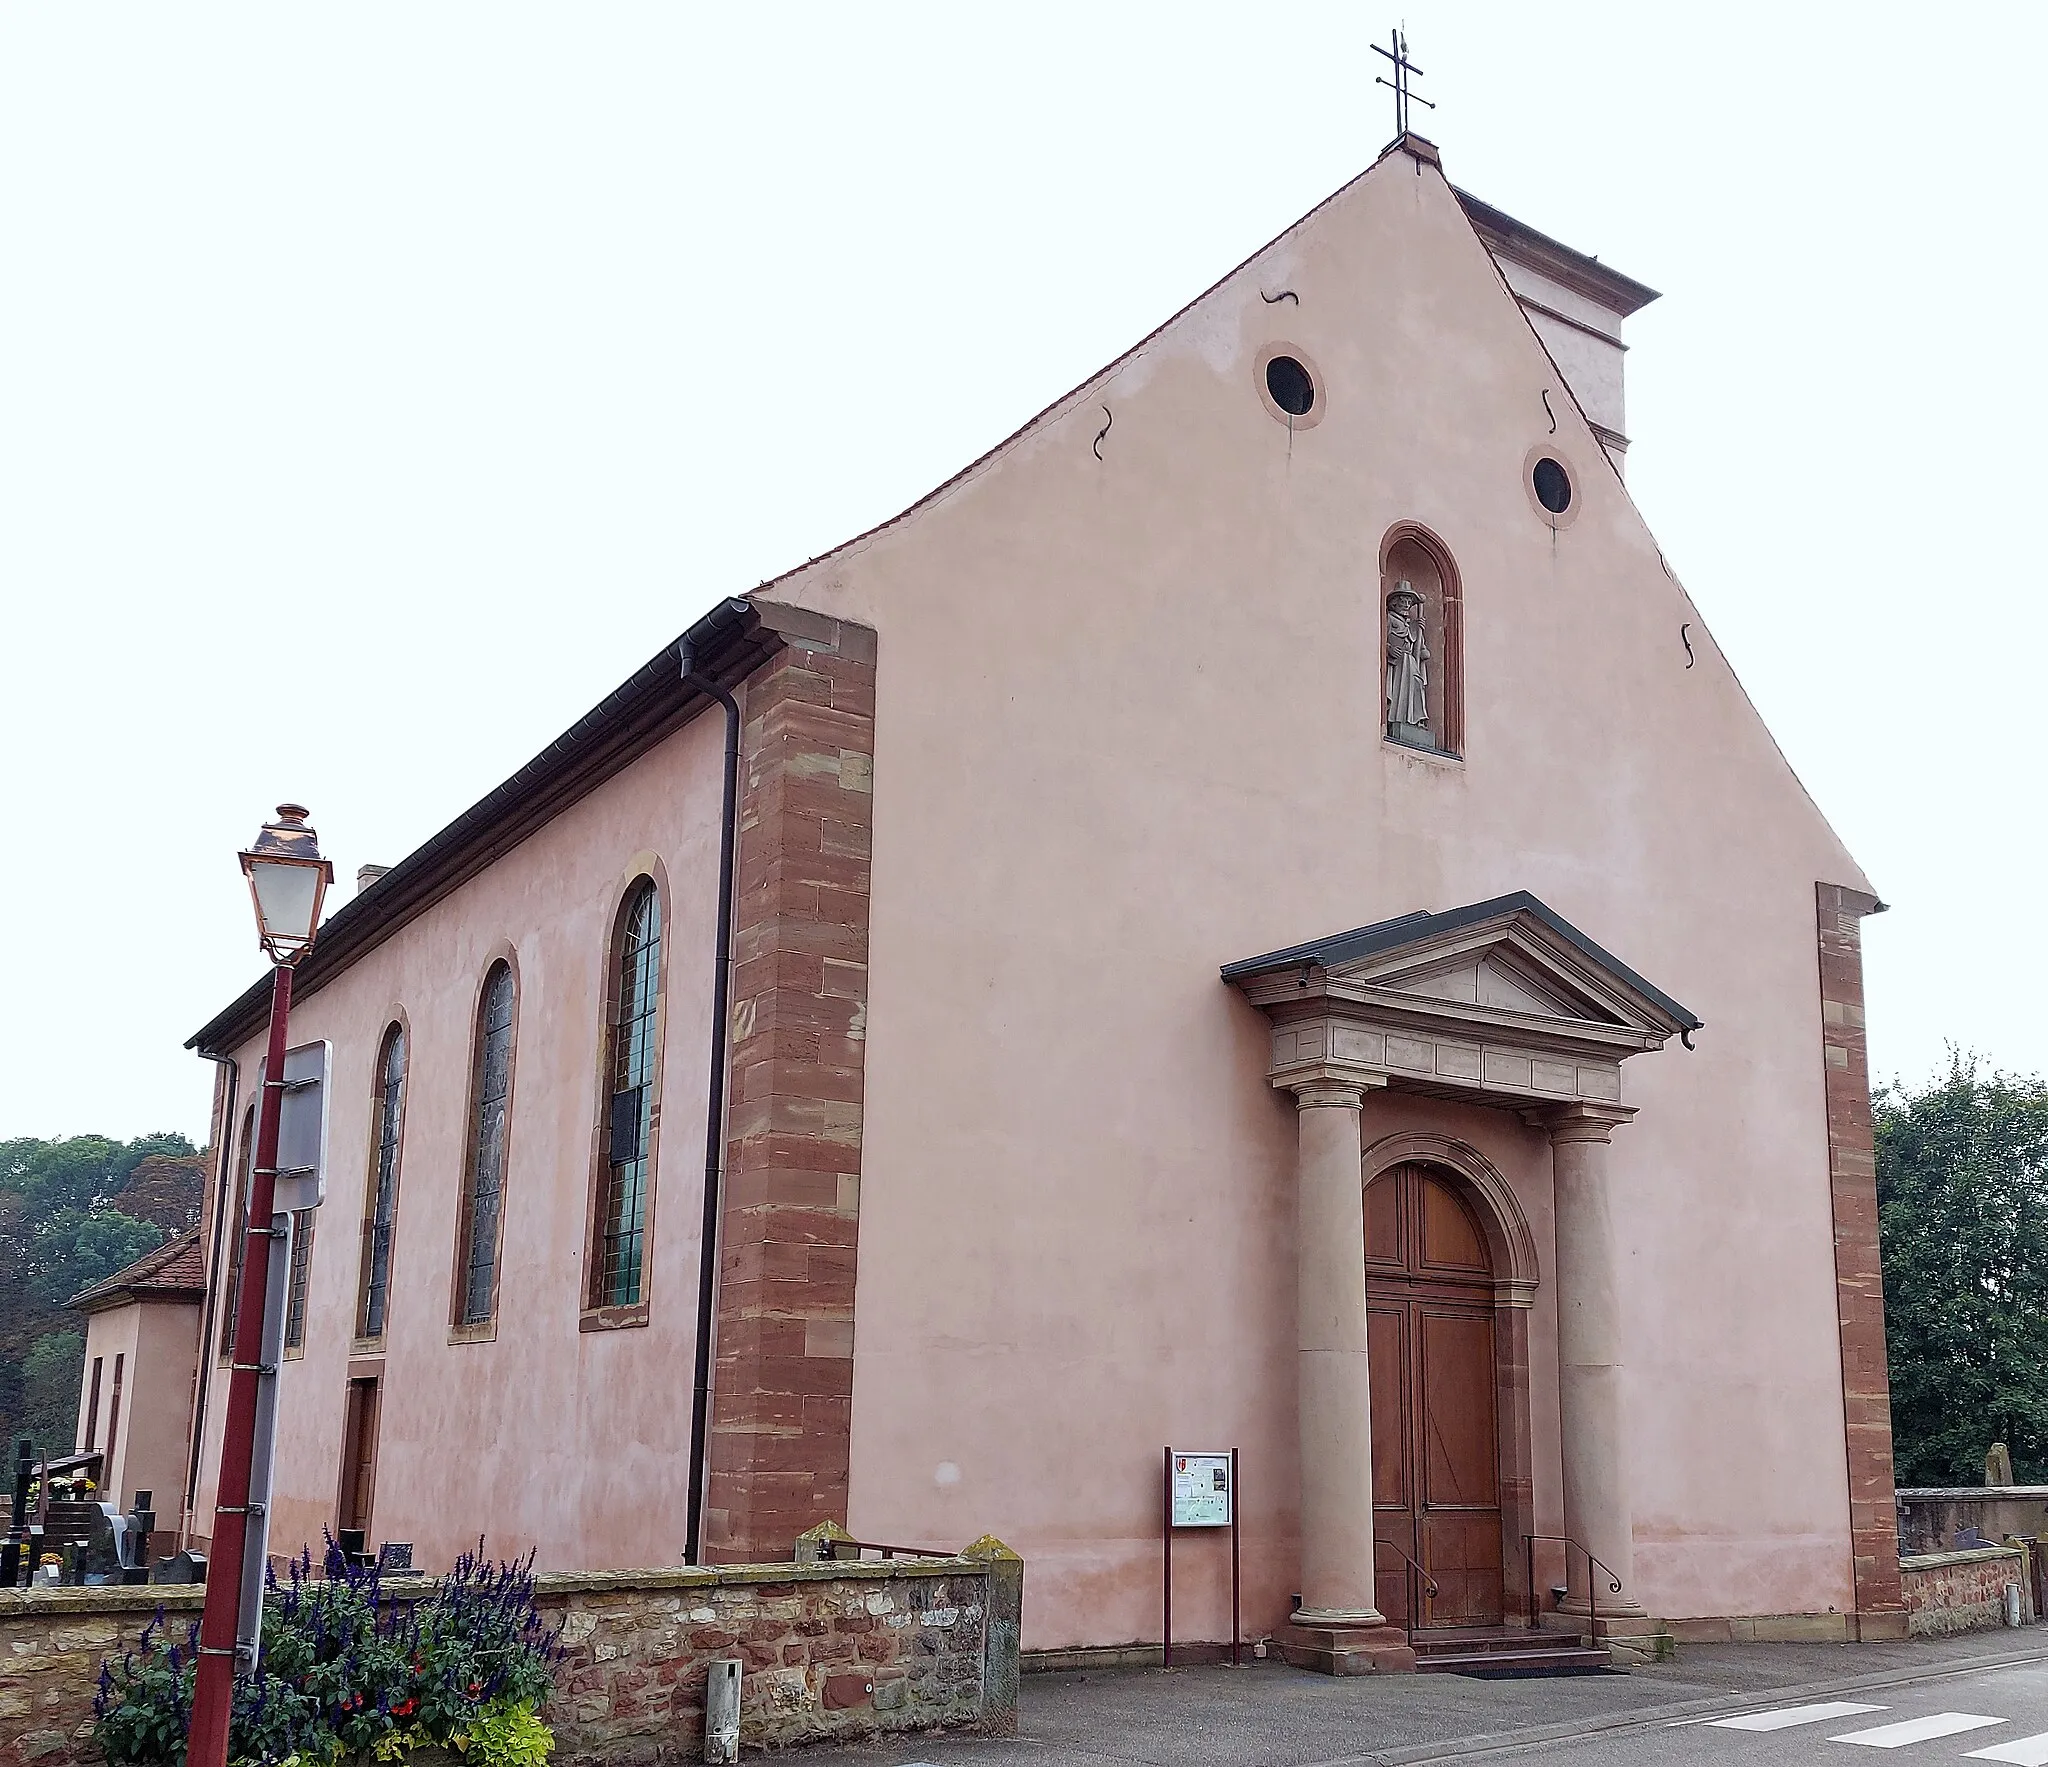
[1899,1546,2034,1637]
[1896,1488,2048,1557]
[1,1549,1019,1767]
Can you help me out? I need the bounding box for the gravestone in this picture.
[1987,1443,2016,1486]
[152,1549,207,1584]
[78,1503,127,1583]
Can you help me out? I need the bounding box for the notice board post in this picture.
[1162,1446,1240,1668]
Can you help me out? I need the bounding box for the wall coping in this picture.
[1900,1546,2029,1572]
[1897,1487,2048,1500]
[0,1556,981,1619]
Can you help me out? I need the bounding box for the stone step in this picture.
[1410,1626,1577,1652]
[1414,1644,1613,1678]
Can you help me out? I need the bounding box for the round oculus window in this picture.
[1532,456,1573,515]
[1265,355,1316,417]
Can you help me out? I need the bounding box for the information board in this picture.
[1169,1452,1233,1528]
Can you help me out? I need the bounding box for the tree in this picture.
[112,1152,206,1234]
[20,1331,84,1458]
[0,1133,201,1453]
[28,1208,164,1309]
[1876,1053,2048,1485]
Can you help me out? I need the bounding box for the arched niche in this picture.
[1379,524,1464,757]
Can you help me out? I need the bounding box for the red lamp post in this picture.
[188,805,332,1767]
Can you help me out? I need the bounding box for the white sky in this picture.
[3,2,2042,1143]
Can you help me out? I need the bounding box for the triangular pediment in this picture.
[1356,945,1619,1025]
[1223,892,1700,1046]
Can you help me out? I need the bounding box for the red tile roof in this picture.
[67,1226,208,1313]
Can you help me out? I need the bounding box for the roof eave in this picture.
[1454,189,1660,318]
[187,595,768,1059]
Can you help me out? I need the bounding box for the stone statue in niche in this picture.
[1385,584,1431,744]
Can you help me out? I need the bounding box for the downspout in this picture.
[679,632,742,1567]
[181,1052,239,1549]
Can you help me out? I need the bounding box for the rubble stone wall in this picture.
[0,1552,1017,1767]
[1899,1546,2034,1637]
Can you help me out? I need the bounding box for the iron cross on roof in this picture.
[1373,28,1435,139]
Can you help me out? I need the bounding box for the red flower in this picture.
[467,1683,481,1696]
[393,1699,417,1718]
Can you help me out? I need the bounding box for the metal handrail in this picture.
[1374,1537,1439,1629]
[1522,1533,1622,1633]
[815,1535,956,1563]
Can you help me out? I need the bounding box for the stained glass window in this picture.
[357,1023,407,1339]
[283,1210,315,1349]
[220,1107,255,1357]
[456,962,517,1326]
[594,882,660,1308]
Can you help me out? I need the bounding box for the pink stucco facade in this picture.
[77,1298,200,1521]
[187,139,1893,1653]
[192,711,726,1569]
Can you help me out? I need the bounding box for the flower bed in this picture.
[93,1541,561,1767]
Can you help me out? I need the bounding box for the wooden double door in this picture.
[1366,1163,1505,1630]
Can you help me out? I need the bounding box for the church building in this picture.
[182,130,1905,1665]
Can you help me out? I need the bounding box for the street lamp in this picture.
[238,805,332,964]
[189,805,332,1767]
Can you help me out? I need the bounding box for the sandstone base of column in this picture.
[1275,1621,1418,1675]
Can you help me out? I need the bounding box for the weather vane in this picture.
[1373,27,1434,139]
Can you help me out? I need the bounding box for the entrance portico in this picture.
[1224,893,1699,1672]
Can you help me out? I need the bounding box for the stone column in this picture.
[1541,1104,1649,1627]
[1290,1078,1384,1625]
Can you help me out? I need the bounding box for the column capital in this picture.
[1522,1101,1636,1145]
[1277,1064,1392,1105]
[1284,1071,1388,1110]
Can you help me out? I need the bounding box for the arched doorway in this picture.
[1366,1162,1503,1629]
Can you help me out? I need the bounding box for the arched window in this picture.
[219,1105,255,1358]
[356,1022,408,1340]
[592,880,662,1310]
[454,961,518,1329]
[1381,526,1464,758]
[283,1207,315,1353]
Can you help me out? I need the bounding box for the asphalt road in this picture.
[1492,1658,2048,1767]
[821,1633,2048,1767]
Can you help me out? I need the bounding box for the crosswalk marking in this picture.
[1967,1736,2048,1767]
[1829,1714,2008,1749]
[1710,1704,1890,1732]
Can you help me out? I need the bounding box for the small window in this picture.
[1532,456,1572,515]
[105,1353,125,1475]
[455,961,517,1329]
[592,881,662,1311]
[221,1107,255,1357]
[357,1023,408,1340]
[284,1210,315,1352]
[1265,355,1316,417]
[83,1357,104,1452]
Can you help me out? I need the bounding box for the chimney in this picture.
[356,864,391,894]
[1457,192,1660,475]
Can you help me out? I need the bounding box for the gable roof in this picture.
[185,141,1664,1060]
[68,1226,207,1314]
[1221,891,1702,1035]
